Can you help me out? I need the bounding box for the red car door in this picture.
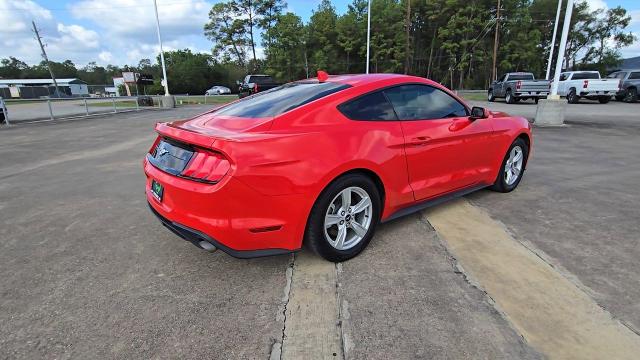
[384,84,495,201]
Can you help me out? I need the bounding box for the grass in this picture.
[87,100,139,107]
[457,92,487,101]
[175,95,234,105]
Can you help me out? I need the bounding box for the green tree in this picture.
[0,57,29,78]
[307,0,340,73]
[204,2,250,67]
[264,12,306,81]
[583,6,636,72]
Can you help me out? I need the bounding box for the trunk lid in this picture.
[155,113,274,148]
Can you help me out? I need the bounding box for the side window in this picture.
[499,74,507,82]
[338,91,397,121]
[629,72,640,80]
[383,84,468,120]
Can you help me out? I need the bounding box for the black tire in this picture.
[567,88,580,103]
[305,173,381,262]
[488,89,495,102]
[615,95,625,101]
[598,96,610,104]
[625,87,638,103]
[534,97,539,104]
[506,89,515,104]
[491,138,529,193]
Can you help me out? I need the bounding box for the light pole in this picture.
[550,0,574,97]
[535,0,573,127]
[366,0,371,74]
[153,0,170,96]
[545,0,563,80]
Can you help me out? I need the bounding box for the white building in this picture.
[0,78,89,98]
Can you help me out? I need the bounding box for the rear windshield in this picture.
[249,76,274,84]
[214,82,351,118]
[508,73,534,81]
[571,72,600,80]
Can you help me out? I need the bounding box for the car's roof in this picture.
[315,73,429,87]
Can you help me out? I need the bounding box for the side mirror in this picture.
[470,106,487,120]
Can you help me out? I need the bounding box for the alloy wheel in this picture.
[504,145,524,186]
[323,186,373,250]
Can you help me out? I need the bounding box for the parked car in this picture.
[554,71,619,103]
[607,69,640,103]
[237,75,282,98]
[205,86,231,95]
[488,72,550,104]
[0,97,7,124]
[144,74,532,262]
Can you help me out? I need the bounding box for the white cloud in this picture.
[0,0,104,66]
[98,51,113,62]
[582,0,608,11]
[71,0,210,41]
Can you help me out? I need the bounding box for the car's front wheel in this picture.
[305,174,381,262]
[488,89,495,102]
[491,138,528,193]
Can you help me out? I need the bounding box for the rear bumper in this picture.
[148,202,294,258]
[144,158,307,257]
[514,91,548,98]
[579,91,614,97]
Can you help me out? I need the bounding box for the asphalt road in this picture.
[1,99,638,359]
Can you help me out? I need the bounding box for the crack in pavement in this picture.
[271,253,295,360]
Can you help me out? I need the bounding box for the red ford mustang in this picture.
[144,74,531,262]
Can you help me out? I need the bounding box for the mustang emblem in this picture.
[157,146,169,157]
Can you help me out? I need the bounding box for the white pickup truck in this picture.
[555,71,620,103]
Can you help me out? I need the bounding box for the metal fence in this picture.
[0,94,235,125]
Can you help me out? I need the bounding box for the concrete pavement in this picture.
[2,99,639,359]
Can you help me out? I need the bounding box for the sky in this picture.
[0,0,638,68]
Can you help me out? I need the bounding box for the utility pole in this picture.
[366,0,371,74]
[404,0,411,74]
[32,20,61,98]
[153,0,170,96]
[491,0,501,81]
[545,0,563,80]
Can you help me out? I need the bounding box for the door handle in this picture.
[407,136,431,146]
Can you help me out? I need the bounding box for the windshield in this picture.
[214,82,351,118]
[248,76,274,84]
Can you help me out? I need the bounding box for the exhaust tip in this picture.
[198,240,218,253]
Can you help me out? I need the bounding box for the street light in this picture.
[545,0,563,80]
[366,0,371,74]
[153,0,170,96]
[550,0,574,97]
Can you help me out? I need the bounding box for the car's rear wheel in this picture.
[305,174,381,262]
[625,87,638,103]
[598,96,610,104]
[506,89,515,104]
[567,88,580,103]
[534,97,539,104]
[491,138,528,193]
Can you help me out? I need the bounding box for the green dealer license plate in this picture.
[151,179,164,201]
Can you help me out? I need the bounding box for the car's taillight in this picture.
[516,80,522,90]
[583,80,588,89]
[181,150,230,183]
